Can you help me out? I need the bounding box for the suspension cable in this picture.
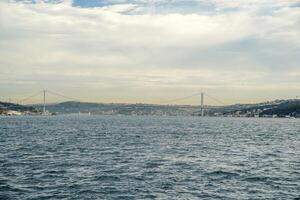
[162,92,203,104]
[19,91,43,104]
[46,90,80,102]
[204,93,227,106]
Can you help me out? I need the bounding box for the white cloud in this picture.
[101,3,138,13]
[0,0,300,104]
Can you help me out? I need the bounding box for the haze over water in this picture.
[1,115,299,199]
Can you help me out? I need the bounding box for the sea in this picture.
[0,115,299,200]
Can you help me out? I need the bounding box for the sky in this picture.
[0,0,300,105]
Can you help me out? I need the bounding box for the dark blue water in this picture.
[0,115,299,199]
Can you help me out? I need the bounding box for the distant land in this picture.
[1,99,299,118]
[0,101,39,115]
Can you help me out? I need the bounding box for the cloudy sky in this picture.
[1,0,300,105]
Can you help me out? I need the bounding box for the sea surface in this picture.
[0,115,299,200]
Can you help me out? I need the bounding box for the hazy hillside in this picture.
[34,101,200,116]
[209,99,300,118]
[260,100,300,117]
[0,102,37,113]
[31,99,300,118]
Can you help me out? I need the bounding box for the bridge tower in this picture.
[201,92,204,117]
[43,89,46,115]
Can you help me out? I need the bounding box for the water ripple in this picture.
[0,116,299,199]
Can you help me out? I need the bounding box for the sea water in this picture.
[0,115,299,199]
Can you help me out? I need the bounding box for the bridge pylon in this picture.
[43,89,46,115]
[201,92,204,117]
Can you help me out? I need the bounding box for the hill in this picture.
[0,101,38,115]
[27,99,300,118]
[208,99,300,118]
[34,101,200,116]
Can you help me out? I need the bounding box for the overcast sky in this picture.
[1,0,300,105]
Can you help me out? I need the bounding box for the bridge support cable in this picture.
[18,91,43,105]
[204,93,227,106]
[162,92,204,104]
[17,89,81,115]
[46,90,80,102]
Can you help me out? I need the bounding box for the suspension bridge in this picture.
[15,90,227,116]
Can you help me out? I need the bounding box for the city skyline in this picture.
[1,0,300,105]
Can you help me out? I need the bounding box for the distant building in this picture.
[7,110,22,116]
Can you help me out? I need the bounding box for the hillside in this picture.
[34,101,200,116]
[29,99,300,118]
[0,101,38,115]
[209,99,300,118]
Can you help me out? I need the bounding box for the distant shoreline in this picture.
[1,99,300,118]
